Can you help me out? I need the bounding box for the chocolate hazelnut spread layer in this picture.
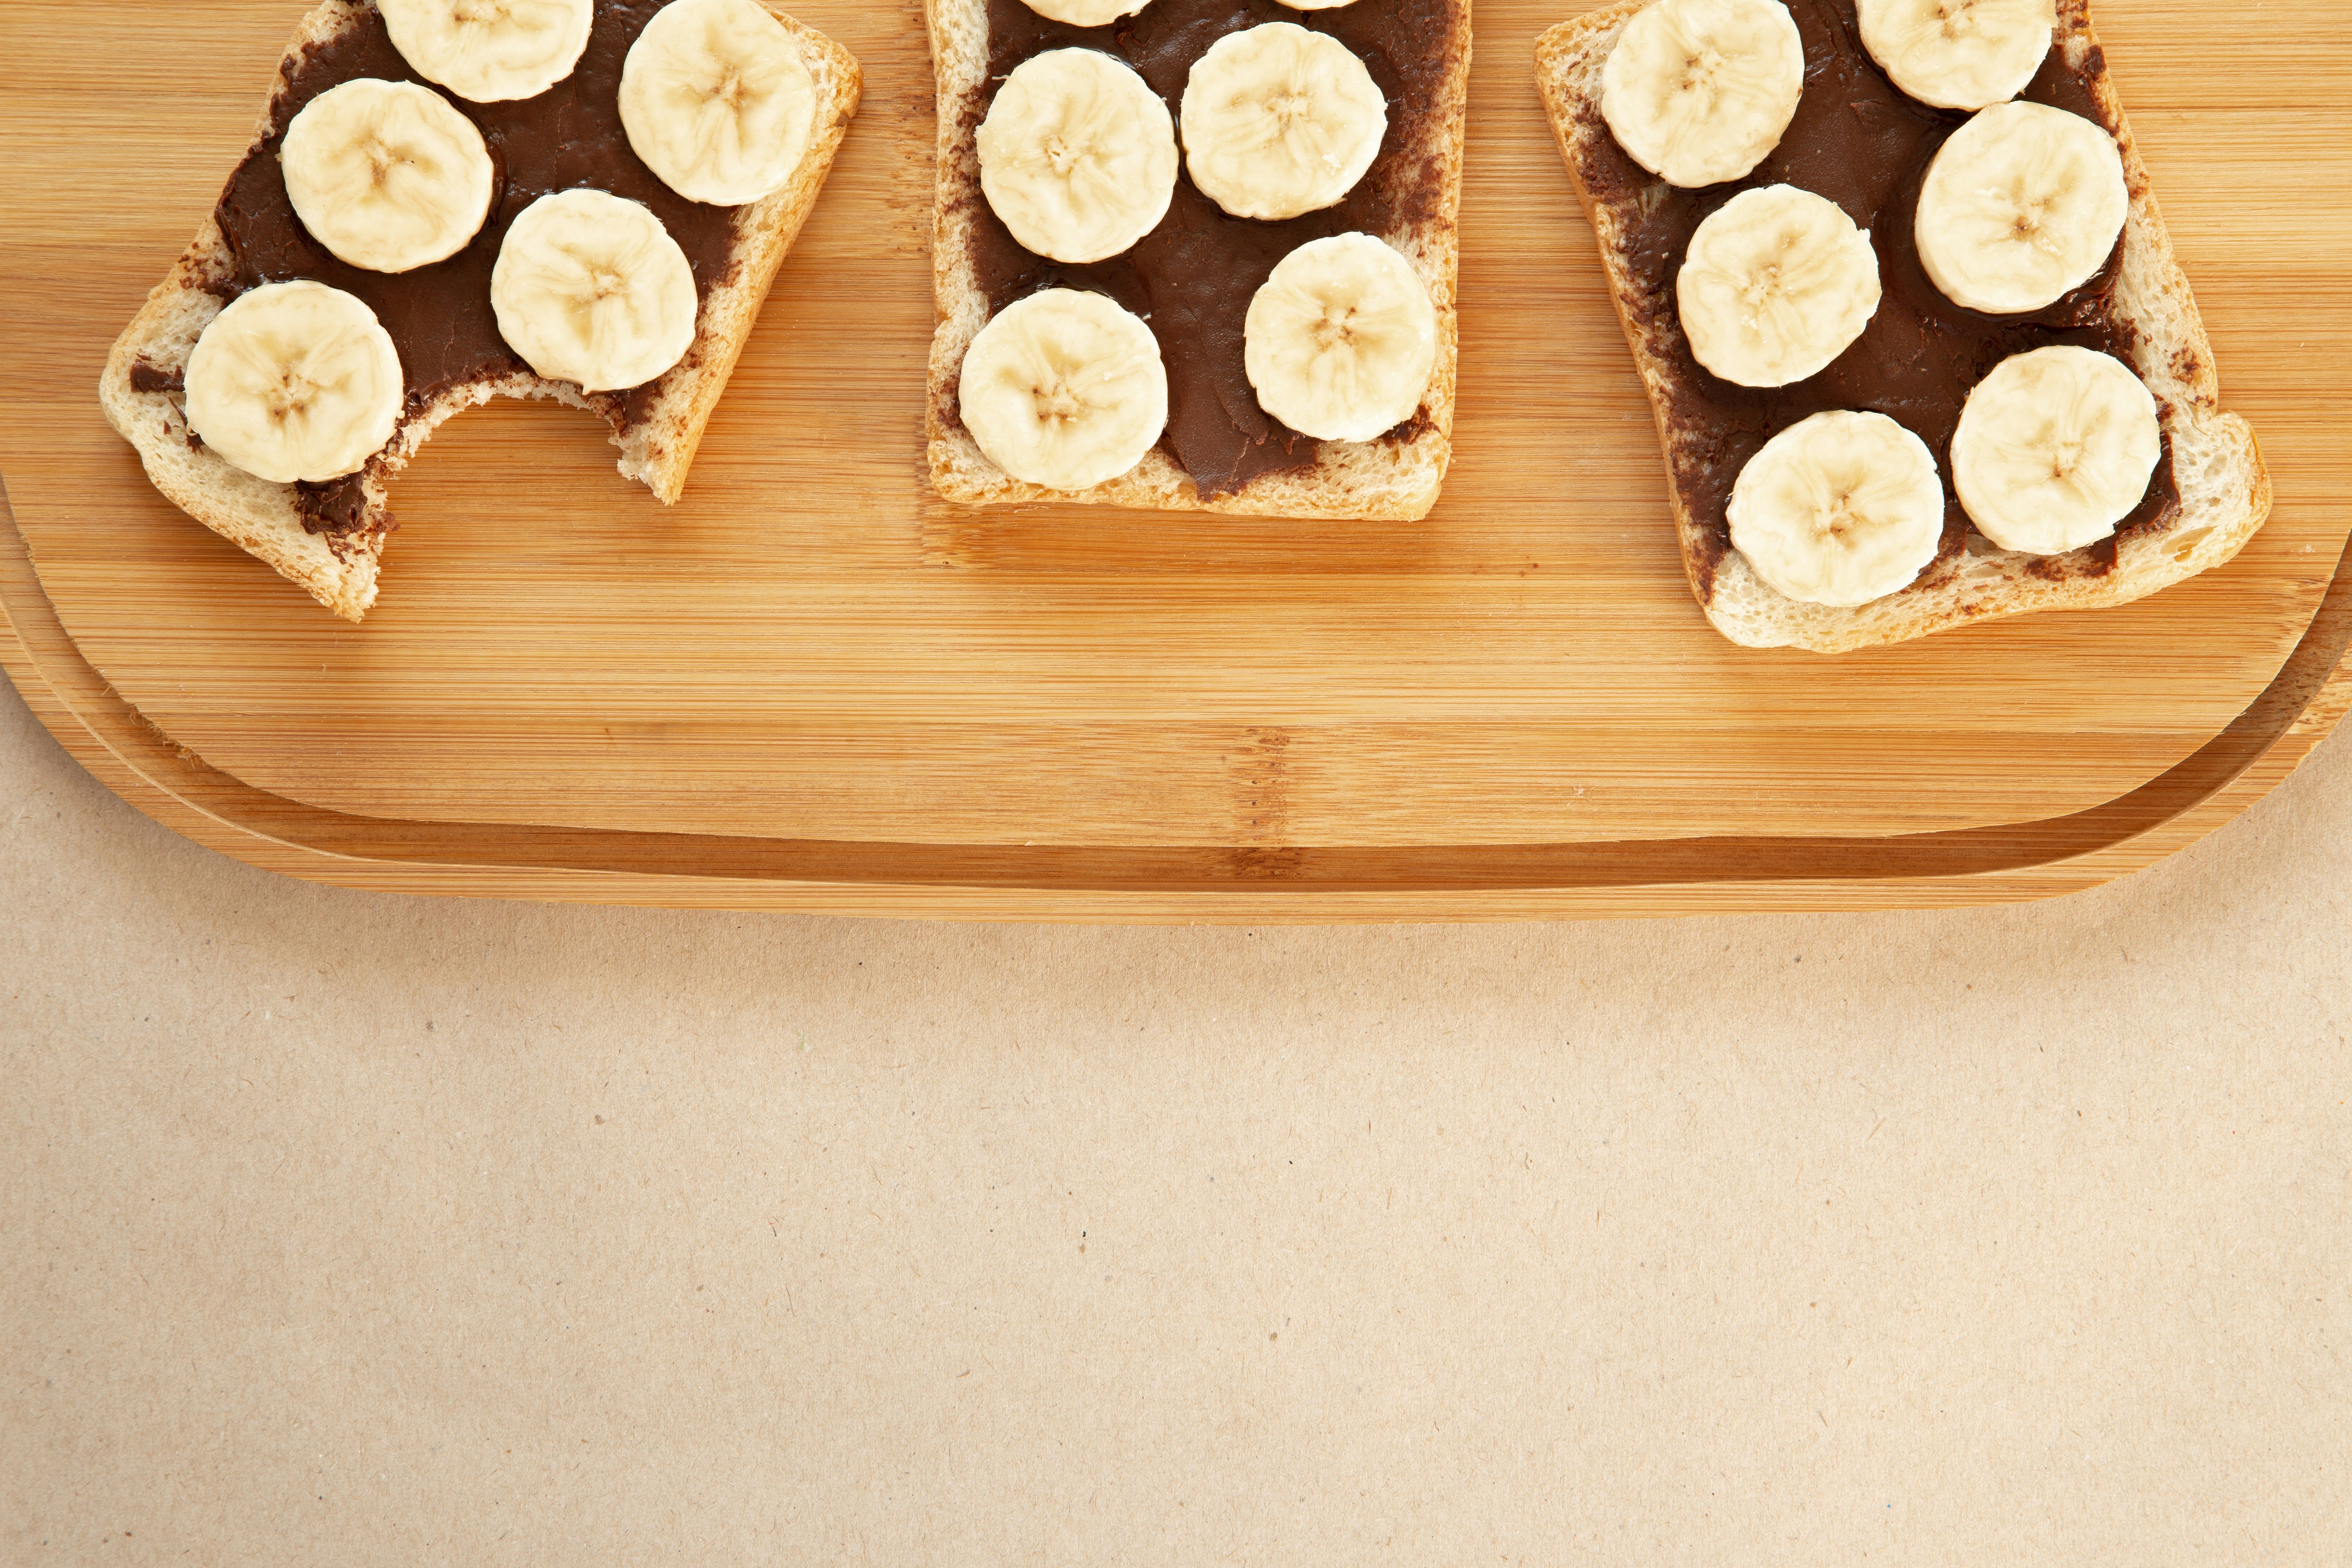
[1578,0,2178,586]
[210,1,745,534]
[960,0,1465,497]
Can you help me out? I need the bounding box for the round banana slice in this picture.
[1678,185,1880,388]
[979,49,1177,264]
[1601,0,1805,190]
[1951,345,2159,555]
[491,188,699,392]
[1180,23,1387,222]
[1245,232,1435,443]
[377,0,595,104]
[1018,0,1152,22]
[1856,0,2056,112]
[280,79,495,274]
[621,0,818,206]
[184,282,404,484]
[1728,410,1946,606]
[1915,100,2127,315]
[961,289,1168,491]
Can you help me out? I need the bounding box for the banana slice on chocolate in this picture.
[1601,0,1806,190]
[280,79,495,274]
[1678,184,1880,388]
[1951,345,2160,555]
[184,282,405,484]
[490,188,700,392]
[621,0,819,206]
[1728,410,1946,606]
[1244,232,1435,443]
[1915,100,2128,315]
[1180,22,1387,222]
[1017,0,1152,21]
[960,289,1169,491]
[979,49,1178,264]
[1856,0,2057,112]
[377,0,595,104]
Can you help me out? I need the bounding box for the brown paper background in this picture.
[4,675,2347,1564]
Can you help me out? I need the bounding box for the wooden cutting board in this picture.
[1,0,2346,919]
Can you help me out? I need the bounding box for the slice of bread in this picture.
[923,0,1473,521]
[100,0,861,623]
[1535,0,2271,654]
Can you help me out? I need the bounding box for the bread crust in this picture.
[99,0,863,622]
[1534,0,2272,654]
[922,0,1472,521]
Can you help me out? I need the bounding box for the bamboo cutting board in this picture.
[0,0,2347,919]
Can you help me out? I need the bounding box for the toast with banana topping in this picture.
[1535,0,2270,654]
[101,0,861,622]
[924,0,1473,521]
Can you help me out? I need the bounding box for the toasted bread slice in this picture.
[923,0,1472,521]
[1535,0,2270,654]
[100,0,861,622]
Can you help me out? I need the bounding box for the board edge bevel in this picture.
[5,480,2345,924]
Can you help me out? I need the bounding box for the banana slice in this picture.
[1728,410,1946,606]
[1601,0,1806,190]
[1951,345,2159,555]
[1856,0,2056,112]
[1019,0,1152,20]
[978,49,1177,264]
[1678,185,1880,389]
[183,282,405,484]
[620,0,818,207]
[377,0,595,104]
[490,188,699,392]
[1244,232,1435,443]
[1180,23,1387,222]
[960,289,1168,490]
[279,79,495,274]
[1915,100,2127,314]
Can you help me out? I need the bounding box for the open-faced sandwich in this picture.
[102,0,863,621]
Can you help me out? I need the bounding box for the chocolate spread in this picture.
[208,1,745,534]
[960,0,1464,496]
[1576,0,2180,586]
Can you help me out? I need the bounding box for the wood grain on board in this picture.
[0,0,2346,915]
